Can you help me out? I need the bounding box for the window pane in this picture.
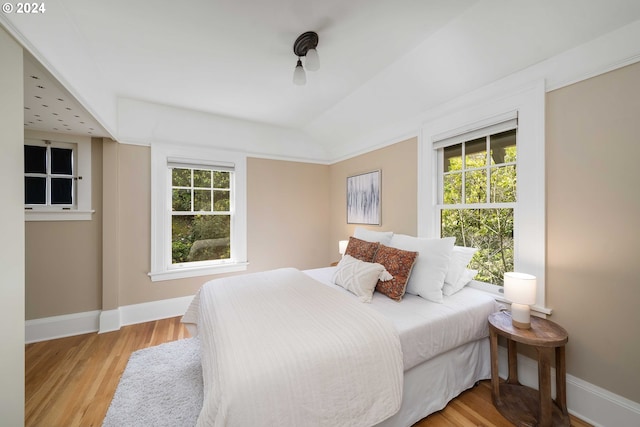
[441,208,514,285]
[24,145,46,174]
[172,214,231,263]
[214,190,230,211]
[172,189,191,211]
[194,189,212,211]
[51,178,73,204]
[193,169,211,188]
[490,129,516,165]
[443,145,462,172]
[213,171,230,189]
[443,173,462,204]
[172,168,191,187]
[25,177,46,204]
[51,148,73,175]
[465,170,486,203]
[490,165,516,203]
[465,138,486,168]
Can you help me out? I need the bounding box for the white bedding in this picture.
[182,268,404,427]
[304,267,498,371]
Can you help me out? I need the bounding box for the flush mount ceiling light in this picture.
[292,31,320,85]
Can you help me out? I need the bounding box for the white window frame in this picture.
[24,132,93,221]
[149,143,248,282]
[418,81,550,314]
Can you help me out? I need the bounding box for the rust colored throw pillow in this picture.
[373,244,418,301]
[345,236,380,262]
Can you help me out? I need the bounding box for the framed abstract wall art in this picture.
[347,170,381,225]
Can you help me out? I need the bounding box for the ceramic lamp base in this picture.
[511,303,531,329]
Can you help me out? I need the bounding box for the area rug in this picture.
[102,338,203,427]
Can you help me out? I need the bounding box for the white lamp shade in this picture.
[338,240,349,255]
[305,48,320,71]
[293,60,306,85]
[504,272,537,305]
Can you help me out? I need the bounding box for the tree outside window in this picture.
[440,129,516,285]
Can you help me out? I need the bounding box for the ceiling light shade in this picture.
[504,272,537,329]
[293,58,306,85]
[305,48,320,71]
[292,31,319,85]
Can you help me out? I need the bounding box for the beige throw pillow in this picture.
[332,255,393,303]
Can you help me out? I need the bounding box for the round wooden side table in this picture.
[488,311,570,427]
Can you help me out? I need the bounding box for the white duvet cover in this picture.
[182,268,403,427]
[304,267,498,371]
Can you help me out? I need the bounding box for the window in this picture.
[149,144,247,282]
[419,81,548,313]
[24,135,93,221]
[438,125,517,285]
[170,166,232,266]
[25,140,76,207]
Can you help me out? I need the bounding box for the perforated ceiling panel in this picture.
[23,55,109,138]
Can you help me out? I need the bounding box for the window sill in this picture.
[25,209,95,222]
[468,280,552,316]
[148,261,249,282]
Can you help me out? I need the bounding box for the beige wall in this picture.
[546,62,640,402]
[328,138,417,261]
[101,146,332,307]
[25,137,103,319]
[0,26,25,426]
[247,157,331,272]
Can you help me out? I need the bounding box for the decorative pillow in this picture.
[354,227,394,246]
[332,255,393,303]
[444,246,479,287]
[443,269,478,296]
[373,244,418,302]
[345,236,380,262]
[389,234,455,303]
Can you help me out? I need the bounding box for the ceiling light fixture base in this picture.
[293,31,319,57]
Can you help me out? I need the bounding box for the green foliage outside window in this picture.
[171,168,231,264]
[441,130,516,285]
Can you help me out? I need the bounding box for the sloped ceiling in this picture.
[3,0,640,162]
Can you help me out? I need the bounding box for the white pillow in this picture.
[444,246,479,286]
[331,255,393,303]
[353,227,394,246]
[389,234,455,303]
[443,269,478,296]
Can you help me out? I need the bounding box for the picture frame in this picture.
[347,170,381,225]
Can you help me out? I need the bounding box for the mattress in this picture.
[303,267,498,370]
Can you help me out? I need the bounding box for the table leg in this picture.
[556,346,568,416]
[538,347,553,427]
[490,329,500,405]
[506,339,519,384]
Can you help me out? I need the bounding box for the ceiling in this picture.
[3,0,640,161]
[23,53,109,137]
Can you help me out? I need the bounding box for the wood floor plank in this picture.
[25,316,593,427]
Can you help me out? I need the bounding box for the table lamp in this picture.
[504,272,537,329]
[338,240,348,257]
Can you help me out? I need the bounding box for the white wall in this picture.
[0,27,25,425]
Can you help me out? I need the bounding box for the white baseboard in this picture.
[119,295,194,327]
[27,295,195,342]
[498,347,640,427]
[25,310,100,344]
[98,309,121,334]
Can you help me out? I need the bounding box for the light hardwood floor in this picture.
[25,316,591,427]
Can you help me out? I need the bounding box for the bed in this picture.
[183,232,499,427]
[305,267,497,427]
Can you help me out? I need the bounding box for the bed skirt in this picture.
[375,338,491,427]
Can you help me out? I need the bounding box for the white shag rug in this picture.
[102,338,203,427]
